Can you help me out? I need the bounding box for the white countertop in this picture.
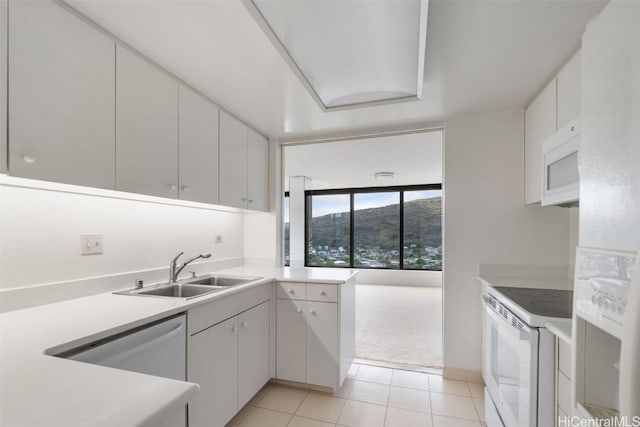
[0,267,357,426]
[478,275,573,291]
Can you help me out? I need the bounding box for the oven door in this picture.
[483,296,539,427]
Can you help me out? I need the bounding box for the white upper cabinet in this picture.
[247,129,269,211]
[525,79,557,204]
[178,84,219,204]
[116,45,178,198]
[8,0,116,188]
[524,49,582,205]
[219,111,269,211]
[556,50,581,130]
[219,110,249,209]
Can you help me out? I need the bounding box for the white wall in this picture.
[580,0,640,253]
[443,109,571,372]
[0,178,245,307]
[244,210,277,265]
[355,269,441,287]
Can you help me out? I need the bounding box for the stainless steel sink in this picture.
[115,283,224,299]
[114,274,262,299]
[185,275,262,287]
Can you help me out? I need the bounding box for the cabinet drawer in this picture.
[557,371,572,414]
[277,282,306,300]
[558,338,571,379]
[306,284,338,303]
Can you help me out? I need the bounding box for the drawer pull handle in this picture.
[231,325,237,332]
[310,310,316,315]
[288,289,295,294]
[319,290,326,296]
[296,308,302,313]
[241,321,248,328]
[23,154,36,164]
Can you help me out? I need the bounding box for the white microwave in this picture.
[541,119,580,207]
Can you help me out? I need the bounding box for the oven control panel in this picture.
[574,248,637,338]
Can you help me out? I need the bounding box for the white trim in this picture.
[242,0,429,112]
[0,174,245,213]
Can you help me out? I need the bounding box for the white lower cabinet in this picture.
[238,301,270,408]
[275,281,354,390]
[188,300,270,427]
[305,301,338,388]
[189,316,238,427]
[556,336,573,425]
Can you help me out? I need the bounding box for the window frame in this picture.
[303,183,442,270]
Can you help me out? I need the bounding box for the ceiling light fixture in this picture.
[244,0,429,111]
[375,172,395,180]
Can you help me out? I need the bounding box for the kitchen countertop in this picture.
[478,275,573,291]
[0,267,357,426]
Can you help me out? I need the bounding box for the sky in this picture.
[304,190,442,218]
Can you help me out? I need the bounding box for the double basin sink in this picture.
[115,274,262,300]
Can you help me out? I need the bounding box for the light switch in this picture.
[81,234,103,255]
[215,235,223,244]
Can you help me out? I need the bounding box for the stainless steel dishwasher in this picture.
[63,314,186,381]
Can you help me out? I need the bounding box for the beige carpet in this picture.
[355,284,443,368]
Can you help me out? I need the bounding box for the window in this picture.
[403,189,443,270]
[304,185,442,270]
[354,192,400,268]
[306,194,351,267]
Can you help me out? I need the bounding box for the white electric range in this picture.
[482,285,573,427]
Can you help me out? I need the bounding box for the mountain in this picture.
[308,197,442,249]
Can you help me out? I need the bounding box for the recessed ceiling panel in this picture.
[248,0,427,110]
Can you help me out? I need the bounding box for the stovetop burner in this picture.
[492,286,573,318]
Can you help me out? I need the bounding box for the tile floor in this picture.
[226,363,486,427]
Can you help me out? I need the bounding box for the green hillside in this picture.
[308,197,442,249]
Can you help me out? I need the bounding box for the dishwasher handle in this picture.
[68,316,185,367]
[96,322,185,367]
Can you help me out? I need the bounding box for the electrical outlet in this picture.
[81,234,103,255]
[215,235,223,244]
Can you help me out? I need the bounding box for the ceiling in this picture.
[65,0,607,141]
[283,131,443,191]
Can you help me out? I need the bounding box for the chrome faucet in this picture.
[169,252,212,283]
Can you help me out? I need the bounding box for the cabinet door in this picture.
[556,50,581,130]
[8,0,115,188]
[178,84,219,204]
[238,301,270,408]
[276,299,306,383]
[247,128,269,211]
[188,317,238,427]
[306,301,338,388]
[524,79,556,204]
[219,110,248,208]
[116,46,178,198]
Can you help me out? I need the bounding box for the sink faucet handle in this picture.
[189,271,197,278]
[171,251,184,265]
[134,279,144,289]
